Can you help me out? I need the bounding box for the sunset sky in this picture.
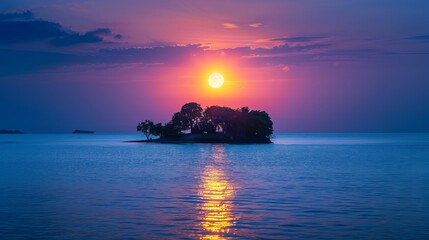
[1,0,429,133]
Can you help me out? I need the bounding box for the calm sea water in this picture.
[0,133,428,239]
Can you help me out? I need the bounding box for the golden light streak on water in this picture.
[199,146,236,240]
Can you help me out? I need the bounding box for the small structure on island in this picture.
[135,102,273,144]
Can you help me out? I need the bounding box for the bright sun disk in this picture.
[208,72,224,88]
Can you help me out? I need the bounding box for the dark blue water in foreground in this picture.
[0,133,428,239]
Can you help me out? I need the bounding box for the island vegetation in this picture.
[135,102,273,143]
[0,129,23,134]
[72,130,95,134]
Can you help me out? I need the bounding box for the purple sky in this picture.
[1,0,429,133]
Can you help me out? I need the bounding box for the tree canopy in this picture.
[137,102,273,142]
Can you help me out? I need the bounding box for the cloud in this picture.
[271,36,326,43]
[0,44,206,76]
[0,11,120,46]
[0,41,398,78]
[406,35,429,42]
[249,23,262,28]
[0,21,398,78]
[0,11,389,76]
[0,40,333,76]
[223,22,263,29]
[0,10,34,21]
[50,28,121,46]
[98,44,205,65]
[279,64,290,72]
[223,23,239,29]
[0,20,66,44]
[224,43,330,58]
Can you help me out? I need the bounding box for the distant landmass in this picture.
[132,102,273,144]
[72,130,95,134]
[0,129,23,134]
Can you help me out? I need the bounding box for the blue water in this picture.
[0,133,428,239]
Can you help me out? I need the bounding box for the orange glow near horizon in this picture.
[154,52,287,116]
[190,57,248,107]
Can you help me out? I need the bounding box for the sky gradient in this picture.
[1,0,429,133]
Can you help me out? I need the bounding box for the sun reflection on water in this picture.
[199,145,236,240]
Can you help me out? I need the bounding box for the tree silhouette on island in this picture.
[136,102,273,143]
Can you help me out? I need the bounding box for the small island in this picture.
[133,102,273,144]
[0,129,23,134]
[72,130,95,134]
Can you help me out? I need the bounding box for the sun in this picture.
[208,72,224,88]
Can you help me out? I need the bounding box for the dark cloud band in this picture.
[0,11,120,46]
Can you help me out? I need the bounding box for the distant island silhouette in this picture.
[0,129,23,134]
[73,130,95,134]
[132,102,273,144]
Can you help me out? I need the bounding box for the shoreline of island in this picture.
[126,133,272,144]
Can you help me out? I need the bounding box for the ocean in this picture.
[0,133,428,239]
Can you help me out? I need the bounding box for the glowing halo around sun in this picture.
[208,72,224,88]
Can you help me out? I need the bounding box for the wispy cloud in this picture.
[271,36,326,43]
[249,23,262,28]
[222,23,239,29]
[51,28,122,47]
[406,34,429,42]
[2,39,392,77]
[279,64,289,72]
